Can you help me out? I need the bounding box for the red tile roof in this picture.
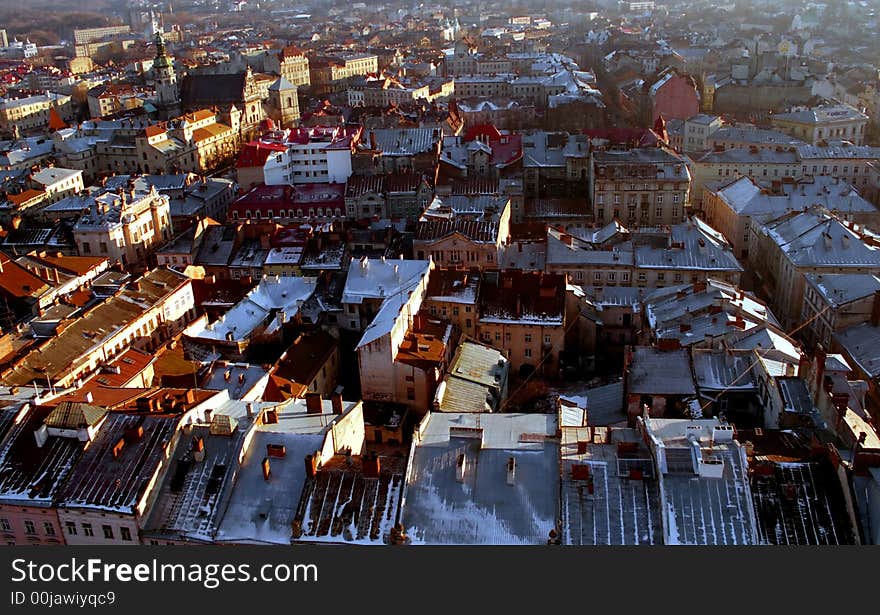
[30,253,108,277]
[7,189,45,206]
[0,254,51,299]
[237,141,288,168]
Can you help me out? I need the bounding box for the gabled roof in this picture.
[45,401,108,429]
[414,218,499,243]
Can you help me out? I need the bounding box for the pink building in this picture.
[0,403,107,545]
[649,69,700,123]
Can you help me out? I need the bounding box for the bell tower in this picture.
[153,31,180,118]
[267,77,300,128]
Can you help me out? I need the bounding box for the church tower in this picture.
[153,31,180,118]
[267,77,300,129]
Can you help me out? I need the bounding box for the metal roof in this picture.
[403,412,559,545]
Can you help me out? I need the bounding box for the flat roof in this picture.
[561,429,661,545]
[403,412,559,545]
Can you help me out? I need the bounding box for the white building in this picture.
[263,126,358,185]
[29,167,84,205]
[342,257,434,403]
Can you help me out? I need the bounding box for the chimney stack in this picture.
[304,453,317,478]
[797,353,810,379]
[262,457,271,481]
[331,392,344,415]
[112,437,126,459]
[305,392,323,414]
[192,436,205,462]
[363,451,381,478]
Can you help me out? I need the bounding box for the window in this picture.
[0,518,10,532]
[655,207,663,218]
[674,273,683,282]
[544,335,551,344]
[82,523,93,537]
[102,525,114,540]
[81,242,91,254]
[24,520,36,535]
[65,522,77,536]
[594,271,602,280]
[608,272,616,281]
[638,272,646,282]
[495,332,501,341]
[622,272,630,282]
[525,334,532,343]
[524,348,532,358]
[43,522,56,537]
[406,387,415,401]
[657,273,665,281]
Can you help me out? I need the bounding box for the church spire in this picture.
[154,30,170,69]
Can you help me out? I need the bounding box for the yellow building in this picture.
[0,92,74,135]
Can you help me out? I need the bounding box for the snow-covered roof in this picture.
[343,257,432,349]
[642,417,756,545]
[763,208,880,268]
[403,412,559,545]
[804,272,880,308]
[836,323,880,378]
[215,397,358,545]
[185,275,317,343]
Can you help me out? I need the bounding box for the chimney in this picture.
[506,457,516,485]
[456,453,467,482]
[112,437,126,459]
[363,451,381,478]
[331,392,344,415]
[267,443,286,458]
[304,454,317,478]
[34,424,49,448]
[797,353,810,379]
[192,436,205,462]
[305,392,323,414]
[263,409,278,424]
[262,457,271,481]
[124,425,144,443]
